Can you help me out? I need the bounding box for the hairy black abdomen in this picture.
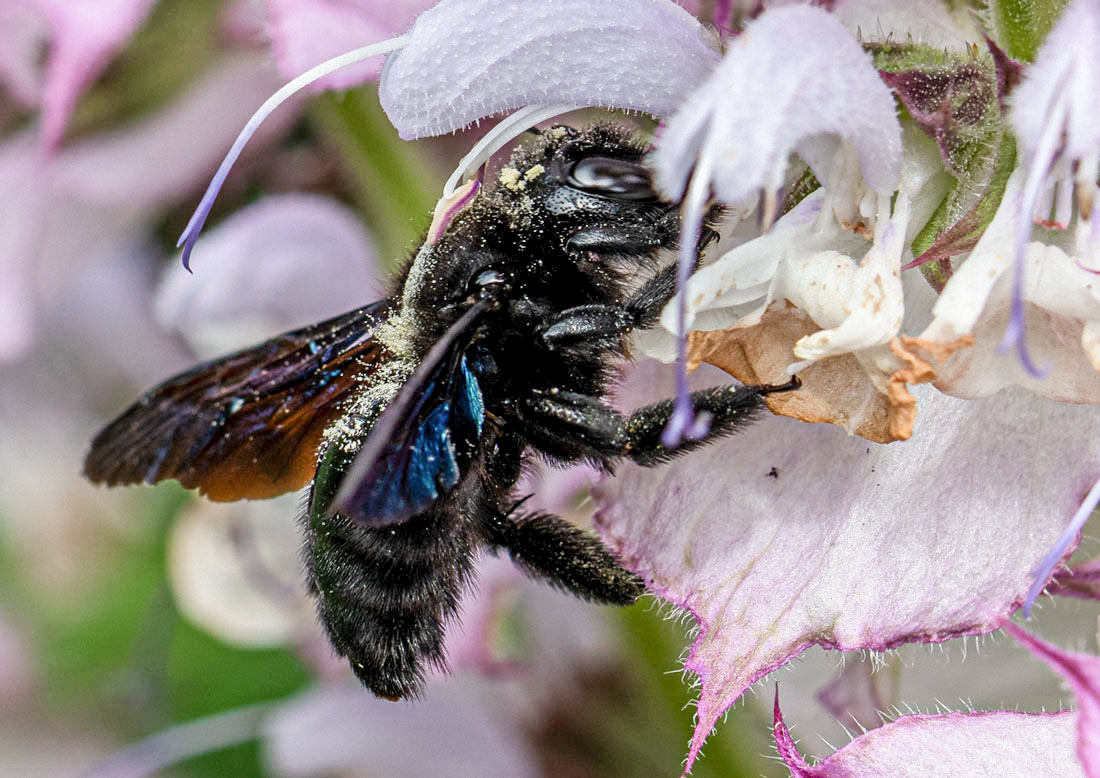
[302,445,476,699]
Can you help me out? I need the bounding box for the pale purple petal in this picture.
[652,4,901,203]
[31,0,158,151]
[1006,624,1100,778]
[775,693,1085,778]
[1026,475,1100,615]
[378,0,719,139]
[156,193,381,351]
[592,360,1100,770]
[264,0,427,89]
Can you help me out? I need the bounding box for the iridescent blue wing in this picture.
[331,300,491,526]
[84,301,389,501]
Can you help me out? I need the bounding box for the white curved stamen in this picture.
[442,103,576,198]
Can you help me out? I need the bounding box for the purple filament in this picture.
[1024,472,1100,616]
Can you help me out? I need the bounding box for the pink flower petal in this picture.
[1007,623,1100,778]
[2,55,289,363]
[263,681,538,778]
[51,53,289,207]
[378,0,719,139]
[775,692,1085,778]
[264,0,426,89]
[31,0,158,151]
[592,360,1100,770]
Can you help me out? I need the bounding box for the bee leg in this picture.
[521,390,629,462]
[624,262,680,328]
[478,505,644,604]
[538,244,719,352]
[623,379,800,467]
[622,217,722,328]
[539,304,634,350]
[522,380,800,468]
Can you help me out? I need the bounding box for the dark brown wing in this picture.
[84,301,390,501]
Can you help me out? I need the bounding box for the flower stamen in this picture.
[177,35,410,271]
[1025,472,1100,616]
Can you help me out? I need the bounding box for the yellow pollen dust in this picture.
[499,167,525,191]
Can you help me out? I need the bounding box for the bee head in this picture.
[489,124,681,260]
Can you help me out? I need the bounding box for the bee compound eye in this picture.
[567,156,657,201]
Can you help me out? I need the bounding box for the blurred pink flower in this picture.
[0,52,290,361]
[264,0,429,89]
[0,0,158,150]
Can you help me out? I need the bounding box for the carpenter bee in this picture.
[85,124,797,699]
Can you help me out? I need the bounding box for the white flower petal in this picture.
[658,190,870,336]
[923,170,1024,343]
[830,0,982,51]
[378,0,719,139]
[652,4,901,203]
[167,497,313,649]
[788,195,908,362]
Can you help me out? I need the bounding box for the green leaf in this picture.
[986,0,1068,61]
